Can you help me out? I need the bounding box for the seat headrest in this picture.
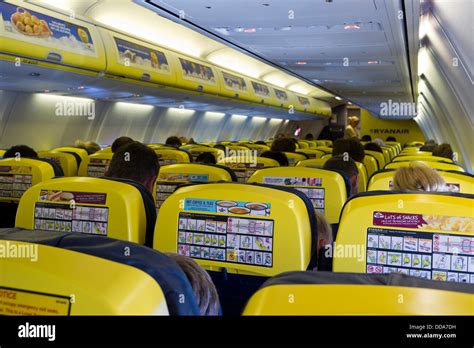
[15,177,155,246]
[154,149,192,165]
[218,157,279,183]
[78,152,113,177]
[38,151,78,176]
[334,191,474,284]
[243,271,474,315]
[0,228,200,315]
[154,182,317,276]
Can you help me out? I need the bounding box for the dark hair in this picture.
[106,141,159,184]
[305,133,314,140]
[386,136,397,142]
[111,136,134,153]
[195,152,216,164]
[165,136,182,148]
[188,138,196,144]
[260,151,289,166]
[432,143,453,160]
[271,138,296,152]
[364,142,383,153]
[323,154,359,177]
[425,139,437,145]
[254,141,266,145]
[361,135,372,142]
[3,145,38,159]
[419,144,437,152]
[213,144,226,152]
[332,138,365,162]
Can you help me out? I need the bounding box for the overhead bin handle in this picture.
[141,73,151,81]
[46,52,62,63]
[197,85,204,92]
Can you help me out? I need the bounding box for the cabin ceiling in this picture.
[144,0,420,117]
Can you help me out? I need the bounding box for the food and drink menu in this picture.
[228,163,264,183]
[263,176,325,215]
[177,212,274,267]
[87,158,109,177]
[366,227,474,283]
[0,166,32,199]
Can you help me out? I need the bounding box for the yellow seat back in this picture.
[296,149,326,159]
[154,163,236,209]
[243,144,270,155]
[188,147,225,162]
[15,177,150,245]
[248,167,349,224]
[0,240,168,315]
[315,146,333,154]
[0,158,55,203]
[0,150,6,157]
[393,155,453,163]
[283,152,308,166]
[297,141,309,149]
[363,155,379,178]
[368,169,474,194]
[385,160,465,172]
[296,158,329,168]
[385,141,402,153]
[333,191,474,284]
[243,272,473,315]
[154,149,191,165]
[38,151,78,177]
[218,156,279,182]
[53,147,88,167]
[355,162,368,193]
[364,150,386,168]
[153,183,314,276]
[78,152,113,177]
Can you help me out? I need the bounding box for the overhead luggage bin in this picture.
[249,79,279,107]
[294,94,315,113]
[99,28,178,86]
[172,54,221,94]
[0,0,106,73]
[217,68,258,103]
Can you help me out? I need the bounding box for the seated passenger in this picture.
[195,152,216,164]
[188,138,197,145]
[105,141,159,194]
[254,140,266,145]
[332,138,365,162]
[373,138,385,147]
[260,151,289,166]
[270,137,296,152]
[304,133,314,141]
[213,144,227,152]
[179,136,188,145]
[432,143,454,160]
[111,136,134,153]
[3,145,38,159]
[323,154,359,194]
[361,135,372,142]
[75,140,101,155]
[165,136,182,149]
[313,211,334,271]
[425,139,437,145]
[166,253,220,316]
[364,142,383,153]
[419,143,437,152]
[386,136,397,142]
[392,162,446,192]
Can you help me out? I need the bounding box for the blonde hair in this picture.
[392,162,446,192]
[348,116,360,123]
[75,140,101,155]
[315,211,333,248]
[166,253,220,315]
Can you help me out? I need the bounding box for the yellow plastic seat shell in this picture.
[385,160,465,172]
[243,283,473,315]
[38,151,78,176]
[0,240,168,315]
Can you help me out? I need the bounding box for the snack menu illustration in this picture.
[0,166,32,199]
[177,212,274,267]
[366,228,473,283]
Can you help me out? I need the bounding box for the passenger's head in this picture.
[165,136,182,148]
[3,145,38,159]
[195,152,216,164]
[75,140,100,155]
[361,135,372,142]
[432,143,453,160]
[386,136,397,142]
[254,141,266,145]
[213,144,226,152]
[332,138,365,162]
[166,253,220,316]
[106,141,159,193]
[260,151,289,166]
[188,138,196,144]
[425,139,437,145]
[315,211,333,259]
[323,154,359,194]
[419,144,437,152]
[373,138,385,147]
[348,116,360,127]
[111,136,134,153]
[364,142,383,153]
[392,162,446,192]
[271,138,296,152]
[179,136,188,145]
[305,133,314,140]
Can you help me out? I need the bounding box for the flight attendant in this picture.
[344,116,360,139]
